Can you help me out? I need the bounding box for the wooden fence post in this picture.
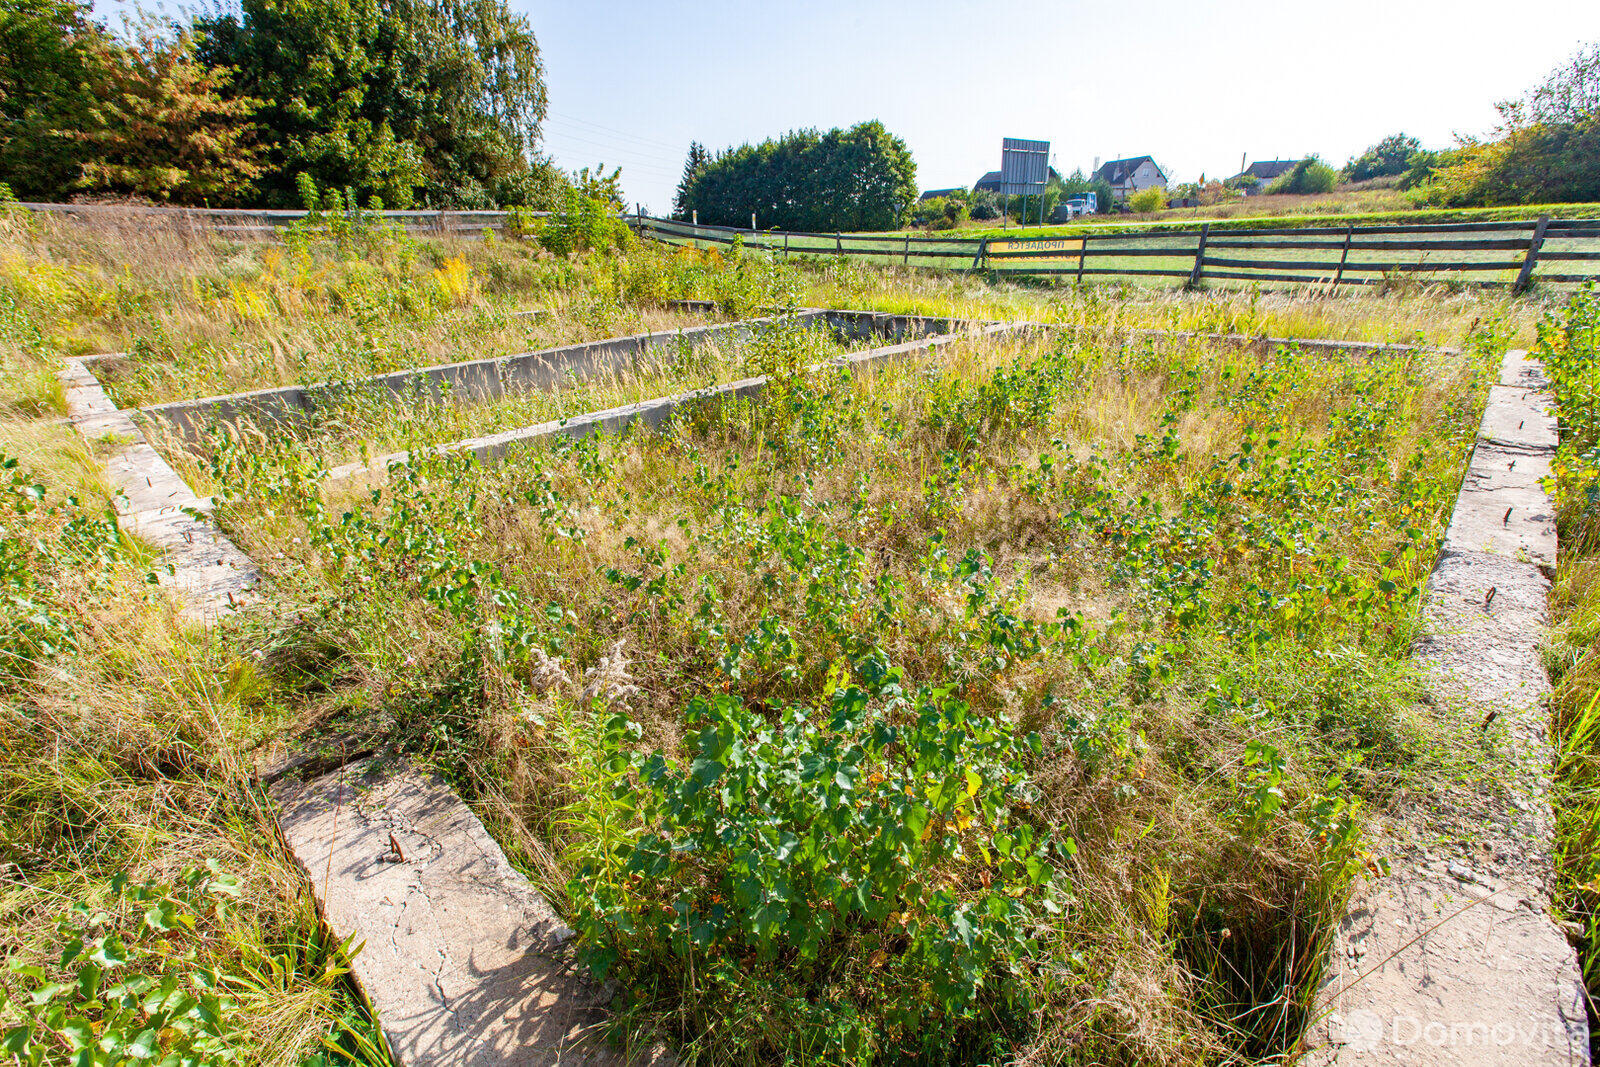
[784,232,789,260]
[969,238,988,274]
[1515,215,1551,293]
[836,232,843,256]
[1077,236,1088,285]
[904,235,911,267]
[1331,223,1354,293]
[1188,224,1210,289]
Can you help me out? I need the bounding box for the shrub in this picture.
[565,669,1061,1061]
[1343,133,1423,183]
[536,190,630,256]
[1266,157,1338,195]
[967,188,999,220]
[1128,187,1166,213]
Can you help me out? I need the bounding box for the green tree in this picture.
[1343,133,1422,182]
[0,0,106,199]
[1420,42,1600,206]
[683,121,917,232]
[195,0,549,208]
[671,140,707,219]
[77,23,263,204]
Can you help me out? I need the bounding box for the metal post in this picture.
[751,213,756,231]
[1188,224,1210,289]
[1514,215,1551,293]
[691,210,697,227]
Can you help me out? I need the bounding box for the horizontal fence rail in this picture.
[14,202,537,236]
[635,214,1600,291]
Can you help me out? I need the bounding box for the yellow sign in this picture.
[987,237,1084,262]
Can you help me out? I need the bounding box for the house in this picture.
[918,187,961,201]
[1090,156,1168,199]
[973,167,1063,194]
[1230,160,1297,195]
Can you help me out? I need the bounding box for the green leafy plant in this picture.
[1,866,246,1067]
[565,666,1061,1062]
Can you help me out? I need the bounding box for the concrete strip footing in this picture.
[60,357,257,621]
[272,760,659,1066]
[1307,349,1588,1065]
[324,320,1027,487]
[64,359,656,1062]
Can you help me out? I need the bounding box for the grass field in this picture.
[0,204,1582,1065]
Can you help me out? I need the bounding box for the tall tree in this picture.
[195,0,551,208]
[77,23,263,204]
[0,0,107,199]
[682,121,917,232]
[672,141,707,219]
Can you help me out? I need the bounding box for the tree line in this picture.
[0,0,573,209]
[671,122,918,232]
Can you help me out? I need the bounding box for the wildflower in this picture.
[581,638,643,707]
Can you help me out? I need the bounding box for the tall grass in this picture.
[0,208,1527,1065]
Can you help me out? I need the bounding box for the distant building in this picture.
[973,167,1063,194]
[918,187,962,201]
[1090,156,1168,199]
[1231,160,1298,195]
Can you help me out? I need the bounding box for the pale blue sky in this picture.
[98,0,1600,213]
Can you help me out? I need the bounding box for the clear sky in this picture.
[92,0,1600,213]
[524,0,1600,213]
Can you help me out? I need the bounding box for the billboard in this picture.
[999,138,1050,197]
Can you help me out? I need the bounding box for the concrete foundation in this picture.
[272,759,659,1066]
[59,357,257,620]
[1307,349,1588,1065]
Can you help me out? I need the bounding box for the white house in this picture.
[1091,156,1168,200]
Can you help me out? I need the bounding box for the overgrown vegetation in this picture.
[1537,284,1600,1046]
[0,205,1553,1064]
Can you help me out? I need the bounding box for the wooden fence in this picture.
[636,214,1600,291]
[16,202,531,238]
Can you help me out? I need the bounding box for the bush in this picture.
[534,190,630,255]
[1343,134,1423,183]
[1266,157,1338,195]
[565,670,1061,1061]
[1128,187,1166,213]
[967,188,999,220]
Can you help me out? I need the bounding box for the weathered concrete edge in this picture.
[271,759,661,1066]
[135,312,825,442]
[59,357,258,621]
[323,320,1027,487]
[1305,349,1588,1065]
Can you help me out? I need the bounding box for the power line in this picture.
[540,129,684,167]
[546,111,688,154]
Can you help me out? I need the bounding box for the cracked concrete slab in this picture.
[273,759,660,1067]
[1307,350,1588,1065]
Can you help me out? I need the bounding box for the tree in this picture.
[1343,133,1422,182]
[672,141,707,219]
[1419,41,1600,206]
[681,121,917,232]
[77,22,263,204]
[194,0,550,208]
[0,0,107,199]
